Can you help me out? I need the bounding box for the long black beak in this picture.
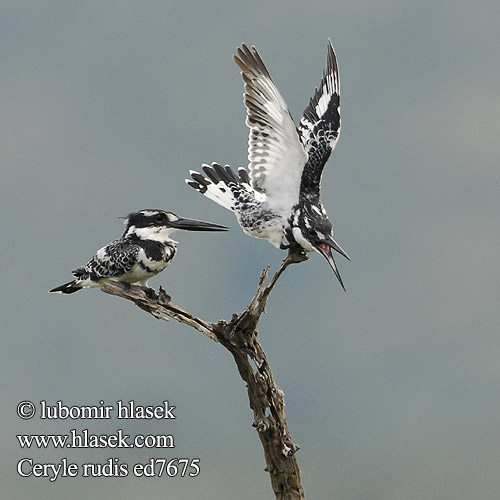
[314,237,350,292]
[169,216,229,232]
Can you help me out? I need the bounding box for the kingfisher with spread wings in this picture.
[186,40,349,290]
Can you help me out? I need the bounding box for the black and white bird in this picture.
[49,209,228,294]
[186,40,350,290]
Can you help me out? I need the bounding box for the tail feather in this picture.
[200,164,221,185]
[186,162,243,211]
[49,280,82,294]
[187,162,288,248]
[212,162,239,185]
[237,166,250,184]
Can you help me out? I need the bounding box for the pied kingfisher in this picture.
[49,209,228,294]
[186,40,350,290]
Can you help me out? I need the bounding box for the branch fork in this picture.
[101,251,308,500]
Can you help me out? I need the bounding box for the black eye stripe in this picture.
[127,211,169,228]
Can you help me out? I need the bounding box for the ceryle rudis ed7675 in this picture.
[186,40,350,290]
[49,209,228,294]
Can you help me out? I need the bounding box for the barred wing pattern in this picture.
[298,39,341,196]
[73,239,140,281]
[234,44,308,218]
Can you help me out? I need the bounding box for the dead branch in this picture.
[101,251,309,500]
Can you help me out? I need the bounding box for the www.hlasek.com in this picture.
[17,428,175,449]
[16,400,200,481]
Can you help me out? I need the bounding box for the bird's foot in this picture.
[286,247,309,265]
[158,286,172,303]
[144,287,157,300]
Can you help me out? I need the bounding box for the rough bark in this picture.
[101,252,308,500]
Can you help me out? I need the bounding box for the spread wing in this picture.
[298,39,341,195]
[234,44,308,217]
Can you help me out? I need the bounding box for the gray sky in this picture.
[2,1,500,499]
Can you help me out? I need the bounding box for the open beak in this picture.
[314,237,350,292]
[169,216,229,232]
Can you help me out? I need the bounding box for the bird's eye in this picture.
[150,213,165,225]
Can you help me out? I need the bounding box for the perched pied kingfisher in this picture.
[49,209,228,294]
[186,40,350,290]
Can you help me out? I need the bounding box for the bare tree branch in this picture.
[101,251,309,500]
[101,281,218,341]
